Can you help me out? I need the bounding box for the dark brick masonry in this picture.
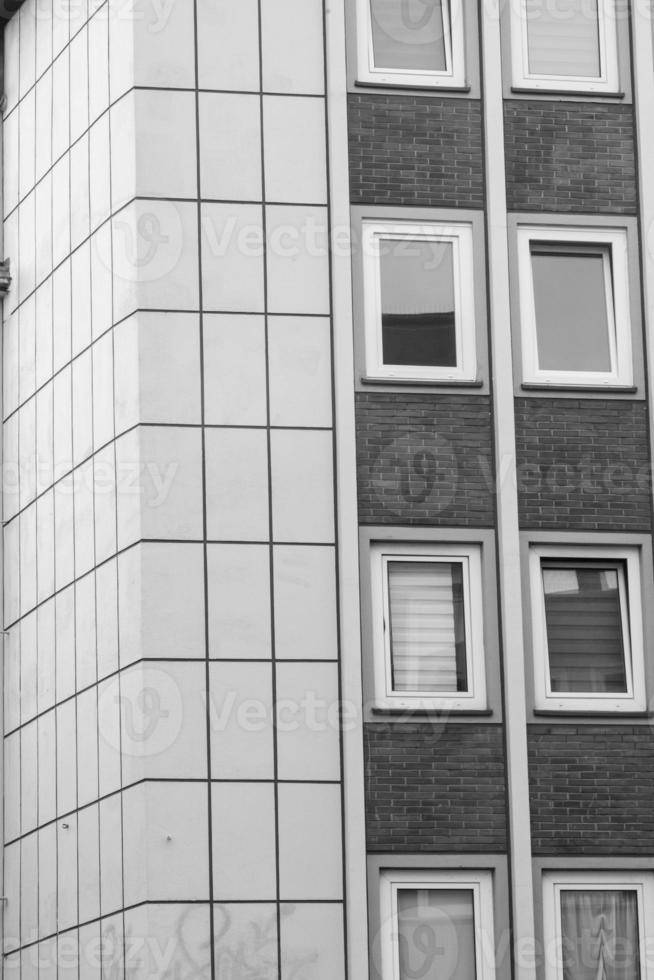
[515,398,651,531]
[529,726,654,855]
[348,94,484,209]
[365,724,507,852]
[356,393,495,527]
[505,101,637,214]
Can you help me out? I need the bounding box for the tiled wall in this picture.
[3,0,347,977]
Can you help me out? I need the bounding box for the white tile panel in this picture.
[264,97,327,204]
[123,782,210,904]
[134,90,197,199]
[268,316,332,427]
[76,571,97,691]
[211,783,277,901]
[78,805,101,925]
[271,429,334,543]
[273,545,338,660]
[265,206,331,315]
[207,544,271,660]
[205,428,269,541]
[96,558,119,680]
[20,833,38,947]
[280,902,345,980]
[278,783,343,900]
[77,687,99,806]
[56,584,76,701]
[57,698,78,816]
[58,815,79,931]
[37,711,57,826]
[20,720,38,834]
[38,824,57,939]
[261,0,325,95]
[120,662,207,783]
[99,793,123,915]
[203,315,267,426]
[199,93,262,202]
[37,599,56,713]
[201,203,264,313]
[209,661,274,779]
[197,0,260,91]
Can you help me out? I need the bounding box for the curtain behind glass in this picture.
[525,0,601,78]
[397,888,476,980]
[560,890,640,980]
[370,0,448,71]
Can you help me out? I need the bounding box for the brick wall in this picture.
[515,398,651,531]
[529,726,654,854]
[365,724,507,852]
[505,101,637,214]
[356,393,495,526]
[348,94,484,208]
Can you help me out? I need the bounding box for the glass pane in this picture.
[531,249,612,373]
[380,239,457,368]
[560,890,641,980]
[543,565,628,693]
[525,0,601,78]
[397,888,477,980]
[388,561,467,693]
[370,0,448,72]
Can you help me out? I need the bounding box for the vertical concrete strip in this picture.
[480,5,537,975]
[325,1,370,975]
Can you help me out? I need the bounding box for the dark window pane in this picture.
[543,564,628,694]
[380,238,457,368]
[370,0,448,72]
[531,248,612,373]
[397,888,477,980]
[525,0,601,78]
[560,890,641,980]
[388,561,467,693]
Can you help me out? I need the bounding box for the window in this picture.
[510,0,619,93]
[543,872,654,980]
[370,543,486,710]
[363,221,477,383]
[529,545,646,712]
[517,226,632,388]
[357,0,466,88]
[379,870,495,980]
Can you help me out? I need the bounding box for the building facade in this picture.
[2,1,654,978]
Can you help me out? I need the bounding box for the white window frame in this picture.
[543,871,654,980]
[529,544,646,712]
[356,0,466,88]
[517,226,633,388]
[510,0,620,93]
[371,542,486,711]
[379,869,496,980]
[363,221,477,383]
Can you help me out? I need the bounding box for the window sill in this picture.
[510,86,625,99]
[371,706,493,717]
[521,382,637,394]
[362,376,483,388]
[354,80,472,94]
[533,708,649,718]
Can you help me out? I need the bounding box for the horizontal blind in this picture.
[543,566,628,693]
[525,0,601,78]
[387,561,467,692]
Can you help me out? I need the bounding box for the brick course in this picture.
[356,393,495,526]
[529,726,654,854]
[505,101,637,214]
[365,723,507,852]
[515,398,651,531]
[348,94,484,208]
